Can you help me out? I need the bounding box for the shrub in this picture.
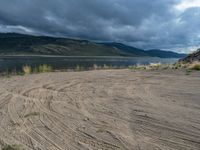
[22,65,32,75]
[172,63,181,69]
[93,64,98,70]
[75,65,84,71]
[136,65,147,70]
[75,65,81,71]
[103,64,110,70]
[38,64,53,73]
[149,63,161,70]
[22,64,53,75]
[160,64,171,70]
[128,66,136,70]
[128,65,146,70]
[172,62,190,69]
[190,63,200,70]
[33,67,39,74]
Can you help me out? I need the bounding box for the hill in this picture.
[101,42,186,58]
[101,42,148,56]
[147,49,186,58]
[0,33,186,58]
[180,49,200,62]
[0,33,127,56]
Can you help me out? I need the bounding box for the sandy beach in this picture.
[0,69,200,150]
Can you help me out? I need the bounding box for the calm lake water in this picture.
[0,56,178,72]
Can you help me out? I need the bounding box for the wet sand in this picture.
[0,69,200,150]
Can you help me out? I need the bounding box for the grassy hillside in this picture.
[0,33,130,56]
[101,42,148,56]
[0,33,186,58]
[147,49,186,58]
[101,43,186,58]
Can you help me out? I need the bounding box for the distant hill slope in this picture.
[147,49,187,58]
[101,42,186,58]
[101,42,148,56]
[0,33,128,56]
[0,33,186,58]
[180,49,200,62]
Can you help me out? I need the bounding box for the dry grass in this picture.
[3,61,200,78]
[22,65,32,75]
[75,65,85,71]
[38,64,53,73]
[129,63,165,70]
[93,64,98,70]
[128,62,199,71]
[188,62,200,70]
[22,64,53,75]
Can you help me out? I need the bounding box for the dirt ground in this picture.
[0,69,200,150]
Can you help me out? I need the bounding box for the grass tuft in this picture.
[22,64,53,75]
[93,64,98,70]
[75,65,84,71]
[22,65,32,75]
[38,64,53,73]
[190,63,200,70]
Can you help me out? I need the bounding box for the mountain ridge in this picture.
[101,42,186,58]
[0,33,186,58]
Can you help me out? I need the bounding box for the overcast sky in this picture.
[0,0,200,53]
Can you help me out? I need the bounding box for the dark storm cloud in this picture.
[0,0,200,53]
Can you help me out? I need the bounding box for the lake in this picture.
[0,56,178,72]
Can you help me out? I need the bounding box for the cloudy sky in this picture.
[0,0,200,53]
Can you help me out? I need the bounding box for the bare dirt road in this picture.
[0,69,200,150]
